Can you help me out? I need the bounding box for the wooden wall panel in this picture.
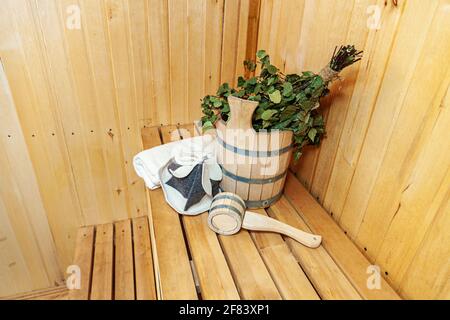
[0,0,257,296]
[0,61,63,296]
[258,0,449,299]
[2,0,446,300]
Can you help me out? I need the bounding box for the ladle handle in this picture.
[242,211,322,248]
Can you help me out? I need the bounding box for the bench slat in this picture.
[90,224,114,300]
[160,125,181,142]
[143,127,198,300]
[251,209,320,300]
[69,226,95,300]
[219,232,282,299]
[114,220,135,300]
[176,124,280,300]
[269,197,361,300]
[132,216,157,300]
[174,125,240,299]
[183,215,240,299]
[284,173,401,300]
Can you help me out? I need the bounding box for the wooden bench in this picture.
[68,124,401,300]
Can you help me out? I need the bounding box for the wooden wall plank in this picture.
[128,0,155,128]
[33,0,102,225]
[105,0,146,219]
[168,0,188,124]
[148,0,171,124]
[187,0,206,122]
[399,189,450,300]
[338,0,440,236]
[0,197,33,296]
[59,0,122,224]
[0,0,257,297]
[0,59,62,293]
[79,0,130,222]
[291,0,355,189]
[372,82,450,291]
[323,0,405,218]
[221,0,241,86]
[0,0,83,271]
[355,0,450,266]
[204,0,224,95]
[309,0,375,202]
[259,0,449,299]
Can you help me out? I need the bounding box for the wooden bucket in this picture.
[208,192,246,235]
[216,96,293,208]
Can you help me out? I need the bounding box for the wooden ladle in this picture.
[208,192,322,248]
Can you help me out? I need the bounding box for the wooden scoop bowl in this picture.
[208,192,322,248]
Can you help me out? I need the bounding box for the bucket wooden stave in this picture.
[216,96,293,209]
[208,192,246,235]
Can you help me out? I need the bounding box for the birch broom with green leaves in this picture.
[201,45,363,160]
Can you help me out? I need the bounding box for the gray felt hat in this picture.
[159,150,222,215]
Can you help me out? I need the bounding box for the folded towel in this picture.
[133,134,216,189]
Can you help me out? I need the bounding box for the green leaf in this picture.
[213,100,222,108]
[267,65,278,75]
[244,60,256,72]
[268,90,282,104]
[237,76,246,87]
[280,105,297,121]
[202,121,214,131]
[254,84,262,95]
[261,109,278,121]
[308,128,317,142]
[246,77,257,85]
[282,82,293,96]
[217,83,230,95]
[256,50,267,59]
[267,77,276,86]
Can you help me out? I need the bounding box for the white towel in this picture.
[133,134,216,189]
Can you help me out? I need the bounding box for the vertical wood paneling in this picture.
[204,0,224,95]
[221,0,241,85]
[355,0,450,266]
[258,0,450,299]
[168,0,188,124]
[104,0,147,219]
[0,61,63,295]
[284,0,356,189]
[0,0,83,271]
[147,0,171,124]
[0,0,257,296]
[338,0,439,237]
[309,0,375,202]
[187,0,206,121]
[323,0,405,218]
